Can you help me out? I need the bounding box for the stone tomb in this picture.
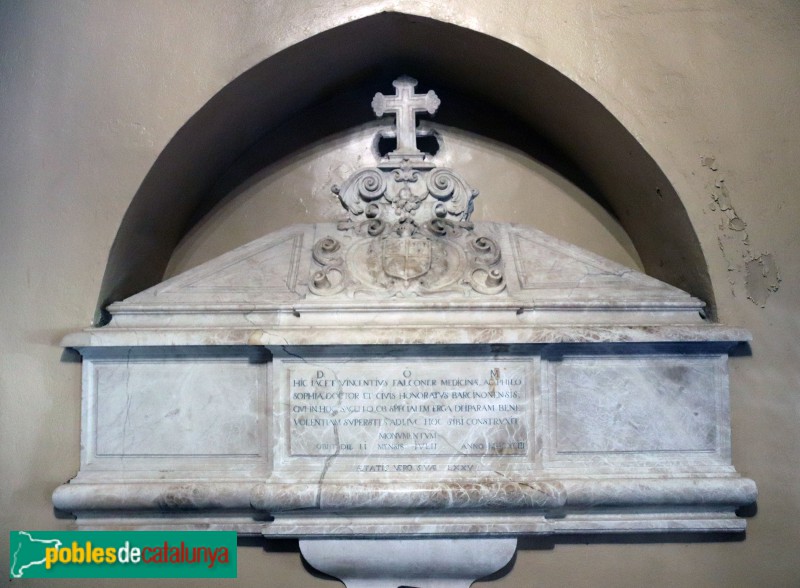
[54,78,756,586]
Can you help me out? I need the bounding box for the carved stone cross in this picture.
[372,76,440,159]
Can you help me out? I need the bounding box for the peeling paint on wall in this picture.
[702,156,781,307]
[745,253,781,307]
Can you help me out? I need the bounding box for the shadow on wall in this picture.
[250,531,750,585]
[95,11,714,325]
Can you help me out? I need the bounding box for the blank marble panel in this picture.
[93,359,263,456]
[554,357,719,453]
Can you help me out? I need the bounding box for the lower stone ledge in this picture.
[53,475,757,514]
[67,510,747,536]
[265,510,746,537]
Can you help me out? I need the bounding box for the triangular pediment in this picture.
[504,226,695,306]
[110,222,701,319]
[162,234,302,294]
[115,226,312,307]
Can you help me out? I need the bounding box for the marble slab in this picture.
[77,348,270,476]
[93,359,263,457]
[554,356,722,453]
[56,344,753,506]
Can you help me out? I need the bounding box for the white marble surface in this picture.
[56,165,754,539]
[55,218,756,536]
[92,359,263,457]
[277,356,530,460]
[554,356,720,453]
[75,321,731,349]
[102,222,704,321]
[300,538,517,588]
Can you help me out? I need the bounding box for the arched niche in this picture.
[164,123,646,279]
[95,11,714,325]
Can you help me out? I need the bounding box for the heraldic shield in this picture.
[382,237,432,280]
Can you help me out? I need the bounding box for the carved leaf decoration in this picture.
[332,168,386,215]
[371,93,386,117]
[312,237,342,266]
[426,168,478,221]
[471,236,501,265]
[423,90,441,114]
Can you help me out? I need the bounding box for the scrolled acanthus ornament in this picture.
[309,237,345,296]
[426,168,478,221]
[468,235,505,295]
[332,168,386,215]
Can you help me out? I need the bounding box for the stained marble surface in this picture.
[55,340,756,533]
[554,356,720,453]
[299,537,517,588]
[102,222,704,319]
[56,177,753,539]
[93,359,263,457]
[276,355,530,459]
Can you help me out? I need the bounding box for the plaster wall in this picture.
[165,124,643,277]
[1,1,798,587]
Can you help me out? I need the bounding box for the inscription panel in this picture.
[283,358,531,458]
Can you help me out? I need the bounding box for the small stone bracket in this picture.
[300,538,517,588]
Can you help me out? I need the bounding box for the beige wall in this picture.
[166,124,643,276]
[1,1,798,586]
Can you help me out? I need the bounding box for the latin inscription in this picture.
[286,360,529,457]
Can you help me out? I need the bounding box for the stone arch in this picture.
[95,11,714,324]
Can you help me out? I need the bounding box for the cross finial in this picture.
[372,76,440,162]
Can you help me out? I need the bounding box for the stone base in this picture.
[299,538,517,588]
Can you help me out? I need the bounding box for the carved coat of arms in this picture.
[382,238,432,281]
